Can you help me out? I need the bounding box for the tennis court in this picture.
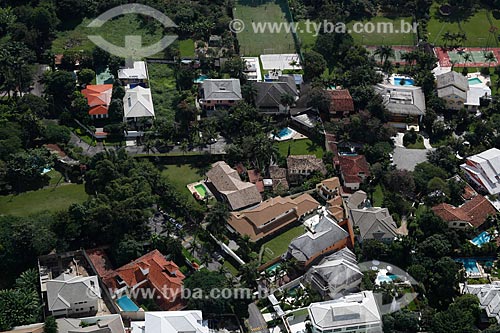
[260,53,301,70]
[436,47,500,67]
[366,46,416,65]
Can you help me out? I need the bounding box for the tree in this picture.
[77,68,95,85]
[43,123,71,144]
[205,202,229,236]
[431,294,480,332]
[222,56,247,81]
[241,83,258,105]
[114,235,145,267]
[303,51,327,82]
[43,70,76,115]
[485,51,496,68]
[183,270,231,314]
[7,148,54,192]
[308,87,330,115]
[43,316,57,333]
[374,45,395,70]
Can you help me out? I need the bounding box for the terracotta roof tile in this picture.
[432,195,496,228]
[327,89,355,113]
[339,155,370,184]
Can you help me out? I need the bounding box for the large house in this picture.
[46,273,101,317]
[327,89,355,117]
[199,79,242,110]
[206,161,262,211]
[130,311,209,333]
[123,86,155,121]
[254,76,298,114]
[56,315,125,333]
[308,291,383,333]
[374,83,426,131]
[462,282,500,324]
[118,61,149,85]
[287,155,327,183]
[227,193,320,241]
[432,194,496,229]
[349,207,406,242]
[316,177,341,201]
[436,71,468,110]
[305,248,363,300]
[338,155,370,192]
[82,84,113,119]
[461,148,500,195]
[102,250,185,311]
[284,208,352,268]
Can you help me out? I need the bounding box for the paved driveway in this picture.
[393,146,432,171]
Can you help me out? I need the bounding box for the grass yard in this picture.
[147,63,179,123]
[160,164,209,208]
[405,135,426,149]
[373,184,384,207]
[297,21,317,51]
[223,260,239,275]
[275,139,324,158]
[427,4,500,47]
[47,170,65,186]
[260,224,305,263]
[234,0,295,56]
[52,15,166,55]
[0,184,87,217]
[348,16,416,46]
[179,39,196,57]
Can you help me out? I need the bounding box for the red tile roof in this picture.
[432,195,496,228]
[88,105,109,115]
[339,155,370,184]
[327,89,355,114]
[82,84,113,116]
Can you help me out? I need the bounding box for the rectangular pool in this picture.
[117,295,139,312]
[468,78,482,85]
[455,258,479,274]
[194,184,207,198]
[394,77,415,86]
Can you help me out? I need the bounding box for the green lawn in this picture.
[348,16,416,46]
[427,4,500,47]
[0,184,87,217]
[147,63,179,123]
[47,170,65,186]
[179,39,195,57]
[260,225,305,263]
[373,184,384,207]
[297,21,317,51]
[223,260,239,275]
[52,15,166,55]
[405,135,426,149]
[234,0,295,55]
[275,139,324,159]
[160,164,208,208]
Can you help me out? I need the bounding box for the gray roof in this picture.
[462,283,500,323]
[345,191,368,210]
[254,76,298,109]
[308,291,382,330]
[56,315,124,333]
[437,85,467,100]
[288,212,349,262]
[375,83,426,116]
[350,207,401,241]
[201,79,242,101]
[46,274,101,312]
[436,71,468,91]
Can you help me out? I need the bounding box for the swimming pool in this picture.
[266,262,281,273]
[274,127,295,141]
[394,78,415,86]
[377,274,399,284]
[471,231,491,247]
[455,258,480,274]
[194,184,208,198]
[117,295,139,311]
[194,74,209,83]
[468,78,482,85]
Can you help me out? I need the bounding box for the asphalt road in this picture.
[248,303,270,333]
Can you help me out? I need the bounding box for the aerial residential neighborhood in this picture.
[4,0,500,332]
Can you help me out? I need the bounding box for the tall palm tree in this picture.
[463,52,472,65]
[442,31,453,48]
[280,93,295,116]
[485,51,496,69]
[374,45,395,69]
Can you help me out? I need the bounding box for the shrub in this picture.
[480,67,491,76]
[403,130,418,146]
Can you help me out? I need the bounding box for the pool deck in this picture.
[186,181,212,200]
[272,128,307,142]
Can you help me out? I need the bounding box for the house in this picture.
[81,84,113,119]
[461,148,500,195]
[436,71,468,110]
[254,76,298,114]
[374,83,426,131]
[242,57,262,82]
[284,208,352,268]
[123,86,155,121]
[287,155,327,183]
[327,89,355,117]
[56,315,125,333]
[269,165,289,192]
[338,155,370,192]
[432,194,496,229]
[247,169,265,193]
[465,85,491,111]
[316,177,341,201]
[305,248,363,300]
[46,273,101,317]
[308,291,382,333]
[349,207,406,242]
[345,190,369,210]
[462,282,500,324]
[206,161,262,211]
[102,250,185,311]
[118,61,149,85]
[130,311,209,333]
[199,79,242,110]
[227,193,320,241]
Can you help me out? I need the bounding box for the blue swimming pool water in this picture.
[117,295,139,311]
[394,78,415,86]
[278,128,293,138]
[194,75,209,83]
[468,78,482,85]
[266,262,281,273]
[471,231,491,247]
[377,274,399,283]
[455,258,479,273]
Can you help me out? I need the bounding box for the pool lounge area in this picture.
[187,181,212,200]
[272,127,307,141]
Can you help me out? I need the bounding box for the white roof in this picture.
[123,86,155,118]
[465,86,491,106]
[308,291,381,330]
[46,273,101,311]
[462,283,500,323]
[462,148,500,194]
[118,61,148,80]
[130,311,209,333]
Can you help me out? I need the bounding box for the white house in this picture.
[436,71,468,111]
[118,61,149,84]
[308,291,383,333]
[123,86,155,121]
[46,273,101,317]
[130,311,209,333]
[461,148,500,195]
[462,282,500,324]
